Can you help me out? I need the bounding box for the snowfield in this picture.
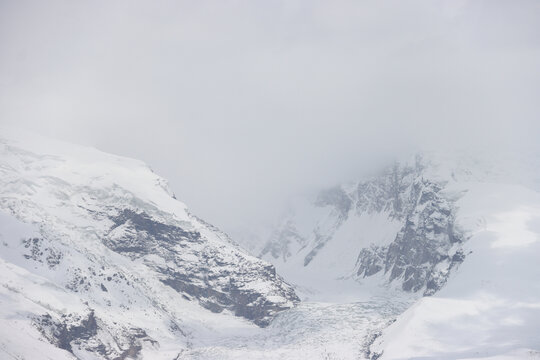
[0,130,539,359]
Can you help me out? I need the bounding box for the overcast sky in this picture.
[1,0,539,233]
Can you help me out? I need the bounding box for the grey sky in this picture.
[1,0,539,233]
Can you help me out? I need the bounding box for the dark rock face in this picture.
[106,209,202,255]
[355,164,465,295]
[22,237,63,268]
[34,311,154,359]
[356,245,386,277]
[105,209,299,327]
[34,311,98,353]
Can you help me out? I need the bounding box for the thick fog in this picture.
[1,0,539,234]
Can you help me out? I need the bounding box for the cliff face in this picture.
[261,155,465,296]
[354,172,464,295]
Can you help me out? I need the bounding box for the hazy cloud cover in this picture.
[1,0,539,232]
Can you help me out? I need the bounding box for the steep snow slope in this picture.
[0,131,298,359]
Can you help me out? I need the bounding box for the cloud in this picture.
[1,0,539,232]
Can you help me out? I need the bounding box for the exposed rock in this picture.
[106,209,299,327]
[22,236,63,268]
[34,311,155,359]
[356,175,464,295]
[106,209,202,256]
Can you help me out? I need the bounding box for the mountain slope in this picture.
[0,132,298,359]
[2,131,539,360]
[259,154,468,298]
[255,151,540,359]
[371,181,540,359]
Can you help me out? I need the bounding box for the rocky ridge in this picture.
[261,155,465,295]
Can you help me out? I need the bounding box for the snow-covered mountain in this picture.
[255,151,540,359]
[0,132,298,359]
[371,173,540,359]
[2,130,539,360]
[259,154,467,297]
